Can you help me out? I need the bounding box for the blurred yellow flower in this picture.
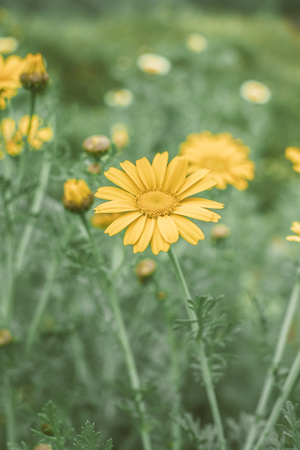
[0,115,53,157]
[185,33,207,53]
[285,146,300,173]
[111,123,129,150]
[63,179,94,213]
[287,222,300,243]
[104,89,133,107]
[135,258,157,283]
[19,115,53,150]
[91,212,122,229]
[211,223,230,240]
[20,53,50,91]
[180,131,255,190]
[0,37,18,54]
[0,54,25,108]
[240,80,271,104]
[94,152,223,254]
[137,53,171,75]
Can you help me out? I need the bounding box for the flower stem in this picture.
[1,193,14,325]
[253,349,300,450]
[16,89,36,191]
[168,246,226,450]
[79,214,153,450]
[243,257,300,450]
[4,375,16,448]
[25,224,74,355]
[15,153,52,274]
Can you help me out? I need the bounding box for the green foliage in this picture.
[74,421,113,450]
[31,400,74,450]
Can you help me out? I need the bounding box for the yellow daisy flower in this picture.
[137,53,171,75]
[94,152,224,254]
[185,33,207,53]
[240,80,271,104]
[0,115,53,157]
[179,131,255,190]
[0,54,25,108]
[0,37,18,54]
[287,222,300,243]
[18,115,53,150]
[285,146,300,173]
[1,118,23,156]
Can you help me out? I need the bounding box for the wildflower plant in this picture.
[2,7,300,450]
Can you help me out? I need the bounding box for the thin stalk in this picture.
[80,214,153,450]
[16,90,36,191]
[4,375,15,447]
[15,154,52,273]
[253,349,300,450]
[2,196,14,325]
[25,225,74,355]
[168,246,226,450]
[243,258,300,450]
[165,305,182,450]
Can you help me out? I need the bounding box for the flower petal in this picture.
[175,204,221,222]
[151,221,170,254]
[162,156,188,193]
[157,215,179,244]
[105,211,142,236]
[133,217,155,253]
[181,197,224,209]
[95,186,135,201]
[120,160,146,191]
[177,175,217,200]
[152,152,168,188]
[124,214,147,245]
[105,167,141,195]
[136,157,156,190]
[36,127,53,141]
[172,214,204,244]
[94,199,137,213]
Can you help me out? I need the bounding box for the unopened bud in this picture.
[135,259,156,283]
[33,445,53,450]
[20,53,50,92]
[87,162,102,175]
[83,135,111,158]
[0,329,13,346]
[62,179,94,213]
[211,224,230,240]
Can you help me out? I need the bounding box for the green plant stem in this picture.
[165,306,182,450]
[2,195,14,325]
[243,258,300,450]
[15,154,52,274]
[25,225,74,355]
[168,246,226,450]
[16,89,36,191]
[253,349,300,450]
[4,375,15,447]
[79,214,153,450]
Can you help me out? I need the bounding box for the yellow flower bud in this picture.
[135,259,157,283]
[62,179,94,213]
[83,135,111,158]
[111,123,129,150]
[87,162,102,175]
[0,329,13,346]
[211,224,230,240]
[20,53,50,92]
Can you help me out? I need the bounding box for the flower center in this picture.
[136,190,179,218]
[202,156,227,171]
